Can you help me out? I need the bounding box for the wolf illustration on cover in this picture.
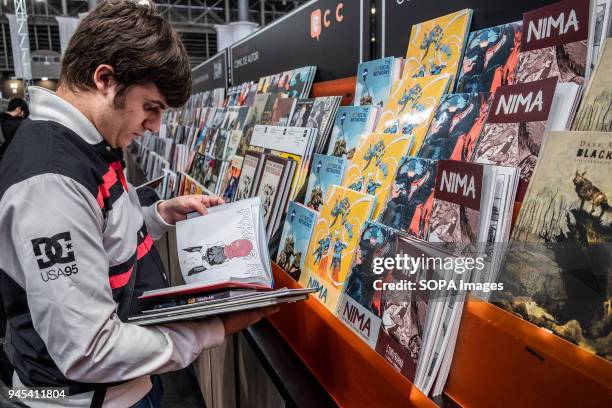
[379,157,437,239]
[499,131,612,362]
[418,93,491,161]
[456,22,523,94]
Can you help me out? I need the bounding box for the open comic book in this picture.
[139,197,273,300]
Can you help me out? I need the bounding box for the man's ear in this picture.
[92,64,117,93]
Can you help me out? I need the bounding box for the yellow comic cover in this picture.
[375,75,451,155]
[341,133,414,220]
[301,185,375,313]
[403,9,472,82]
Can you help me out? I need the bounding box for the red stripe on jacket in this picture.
[96,162,127,209]
[108,234,154,289]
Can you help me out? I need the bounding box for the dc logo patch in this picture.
[31,232,75,269]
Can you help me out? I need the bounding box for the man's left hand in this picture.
[157,195,224,225]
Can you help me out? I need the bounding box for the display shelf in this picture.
[268,263,437,408]
[270,263,612,407]
[311,76,357,106]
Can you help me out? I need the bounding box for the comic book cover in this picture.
[378,157,437,239]
[515,0,588,85]
[189,152,208,185]
[302,185,376,312]
[372,235,434,381]
[339,222,399,347]
[327,106,379,159]
[354,57,400,107]
[259,94,279,125]
[455,21,523,94]
[418,93,491,161]
[232,106,250,130]
[289,99,315,127]
[276,201,319,281]
[253,155,288,226]
[472,76,558,201]
[236,94,271,157]
[286,66,316,98]
[428,160,483,244]
[234,151,262,201]
[176,198,270,286]
[497,130,612,362]
[220,156,243,202]
[573,38,612,132]
[375,75,451,155]
[276,70,294,96]
[223,130,243,160]
[305,153,347,211]
[342,132,414,220]
[403,9,472,82]
[270,97,297,126]
[203,157,224,193]
[306,96,342,149]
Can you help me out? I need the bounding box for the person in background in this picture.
[0,98,28,159]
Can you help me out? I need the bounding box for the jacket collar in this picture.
[28,86,104,145]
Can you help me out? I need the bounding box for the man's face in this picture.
[98,83,167,148]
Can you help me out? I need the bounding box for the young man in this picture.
[0,98,28,159]
[0,1,274,407]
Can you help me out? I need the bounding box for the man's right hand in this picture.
[219,306,279,336]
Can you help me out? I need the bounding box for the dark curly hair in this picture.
[59,0,191,108]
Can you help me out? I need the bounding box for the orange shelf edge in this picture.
[271,264,612,407]
[270,263,436,408]
[445,297,612,408]
[311,76,357,106]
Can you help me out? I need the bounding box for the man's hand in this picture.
[157,195,224,225]
[220,306,279,336]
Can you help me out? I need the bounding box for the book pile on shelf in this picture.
[129,0,612,398]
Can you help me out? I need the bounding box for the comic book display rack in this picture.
[267,77,611,408]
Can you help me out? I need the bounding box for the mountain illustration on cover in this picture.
[417,92,491,161]
[455,21,523,94]
[354,57,398,107]
[403,9,472,82]
[327,106,377,159]
[379,157,437,239]
[276,202,317,281]
[497,130,612,362]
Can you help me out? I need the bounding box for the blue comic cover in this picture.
[327,106,377,159]
[354,57,398,107]
[455,22,523,94]
[276,201,318,281]
[378,157,437,239]
[305,153,347,211]
[417,92,491,161]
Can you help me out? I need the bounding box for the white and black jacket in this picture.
[0,87,225,407]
